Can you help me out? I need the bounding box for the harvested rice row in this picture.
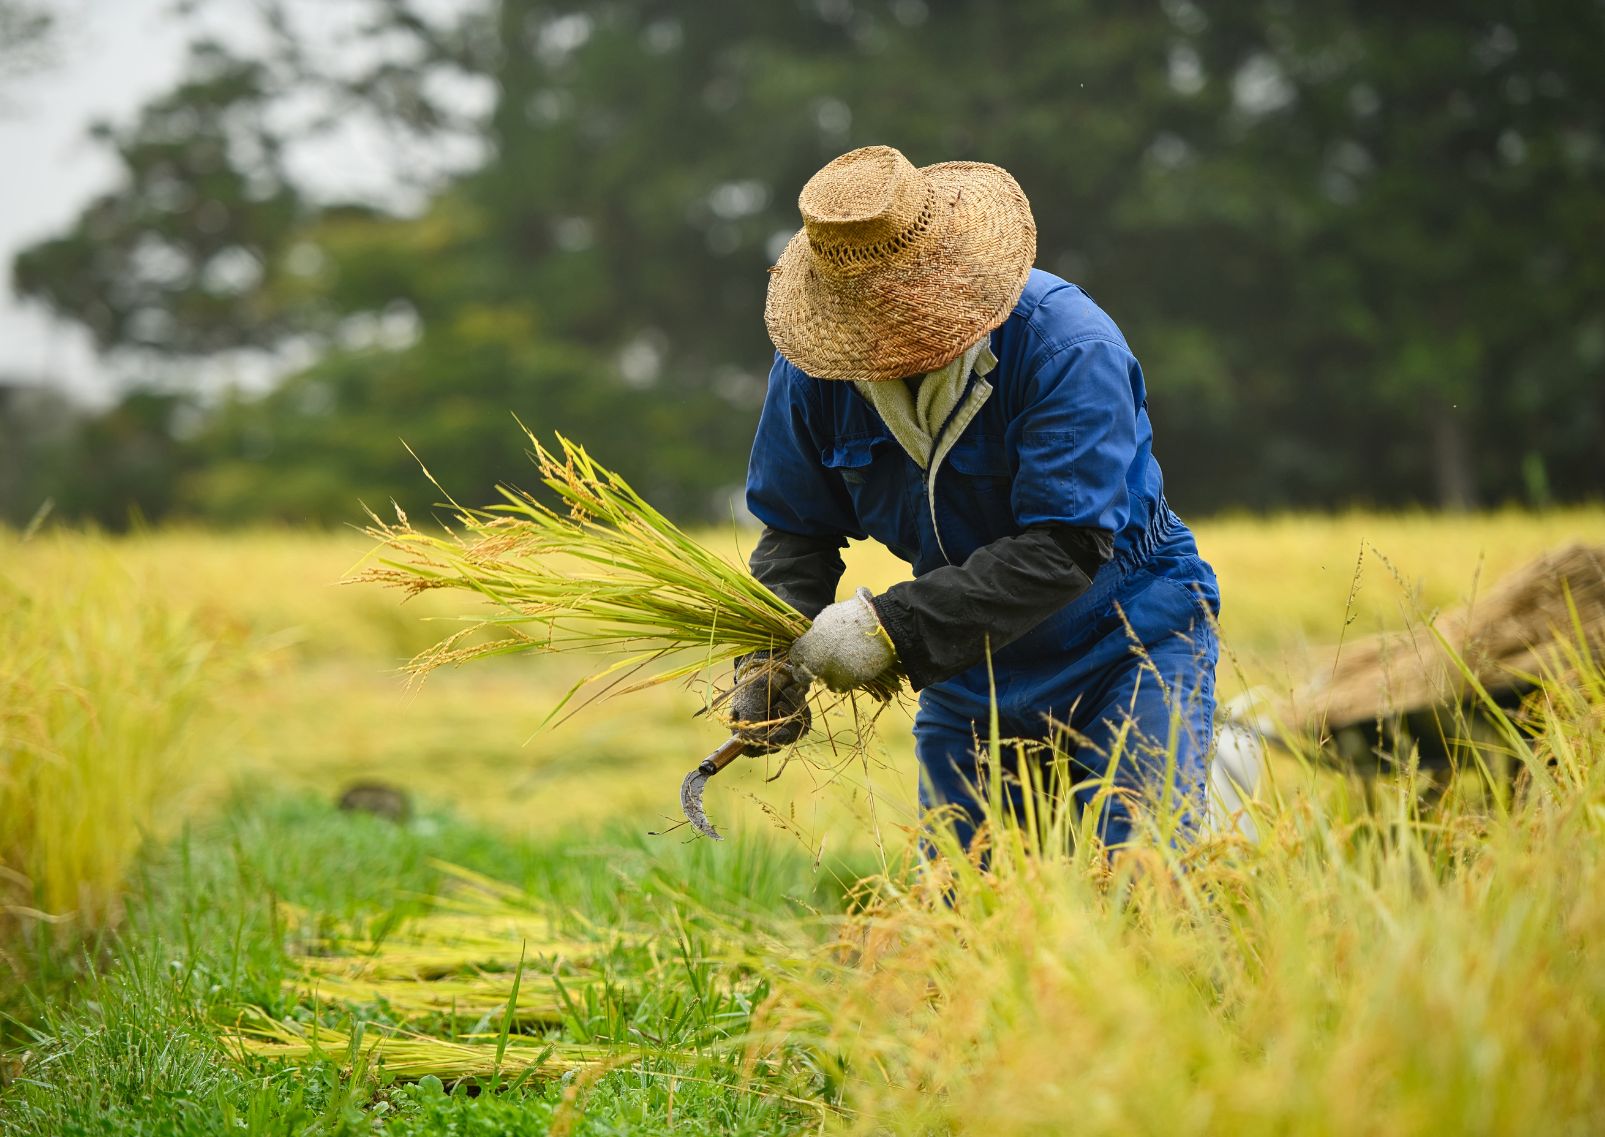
[282,972,572,1027]
[225,1012,616,1081]
[230,863,650,1080]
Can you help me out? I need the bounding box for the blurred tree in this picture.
[12,41,314,357]
[0,383,198,528]
[53,389,199,525]
[7,0,1604,527]
[133,0,872,521]
[1176,1,1605,509]
[0,382,75,526]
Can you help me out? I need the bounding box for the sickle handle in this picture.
[697,736,749,779]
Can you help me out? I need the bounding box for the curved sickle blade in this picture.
[679,737,748,840]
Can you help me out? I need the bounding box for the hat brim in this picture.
[764,161,1036,382]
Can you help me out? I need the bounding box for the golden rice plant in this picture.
[758,640,1605,1137]
[356,429,902,719]
[0,532,231,944]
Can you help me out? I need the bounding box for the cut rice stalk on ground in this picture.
[270,861,640,1027]
[279,863,639,981]
[285,972,574,1027]
[229,863,649,1082]
[224,1011,620,1082]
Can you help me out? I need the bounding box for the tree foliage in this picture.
[13,42,311,357]
[0,0,55,95]
[7,0,1603,528]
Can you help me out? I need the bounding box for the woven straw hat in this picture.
[764,145,1036,382]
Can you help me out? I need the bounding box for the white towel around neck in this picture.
[852,336,998,563]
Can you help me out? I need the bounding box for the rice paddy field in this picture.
[3,508,1604,1136]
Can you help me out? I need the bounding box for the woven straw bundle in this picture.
[1276,543,1605,737]
[764,145,1036,382]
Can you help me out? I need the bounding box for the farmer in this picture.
[730,145,1221,851]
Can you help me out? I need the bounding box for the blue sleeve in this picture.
[745,354,867,540]
[1009,336,1139,534]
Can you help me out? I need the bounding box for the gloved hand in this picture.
[727,652,812,752]
[789,587,898,692]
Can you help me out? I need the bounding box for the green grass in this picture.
[1,792,867,1135]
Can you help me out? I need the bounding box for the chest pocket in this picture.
[944,435,1014,495]
[824,436,881,484]
[936,434,1017,550]
[945,436,1012,480]
[822,435,919,562]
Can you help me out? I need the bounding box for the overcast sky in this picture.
[0,0,197,402]
[0,0,486,406]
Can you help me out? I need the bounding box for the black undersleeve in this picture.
[748,523,1112,693]
[872,526,1112,691]
[748,526,848,621]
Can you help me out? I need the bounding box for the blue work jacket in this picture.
[745,268,1211,694]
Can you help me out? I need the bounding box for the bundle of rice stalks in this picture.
[229,863,648,1081]
[285,971,571,1028]
[274,862,635,1027]
[1276,542,1605,738]
[356,429,902,720]
[225,1011,616,1082]
[283,865,629,979]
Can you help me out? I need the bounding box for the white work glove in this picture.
[789,587,897,692]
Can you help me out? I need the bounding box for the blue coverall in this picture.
[746,269,1220,849]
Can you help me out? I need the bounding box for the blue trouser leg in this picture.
[913,700,994,853]
[913,560,1219,854]
[1062,610,1216,848]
